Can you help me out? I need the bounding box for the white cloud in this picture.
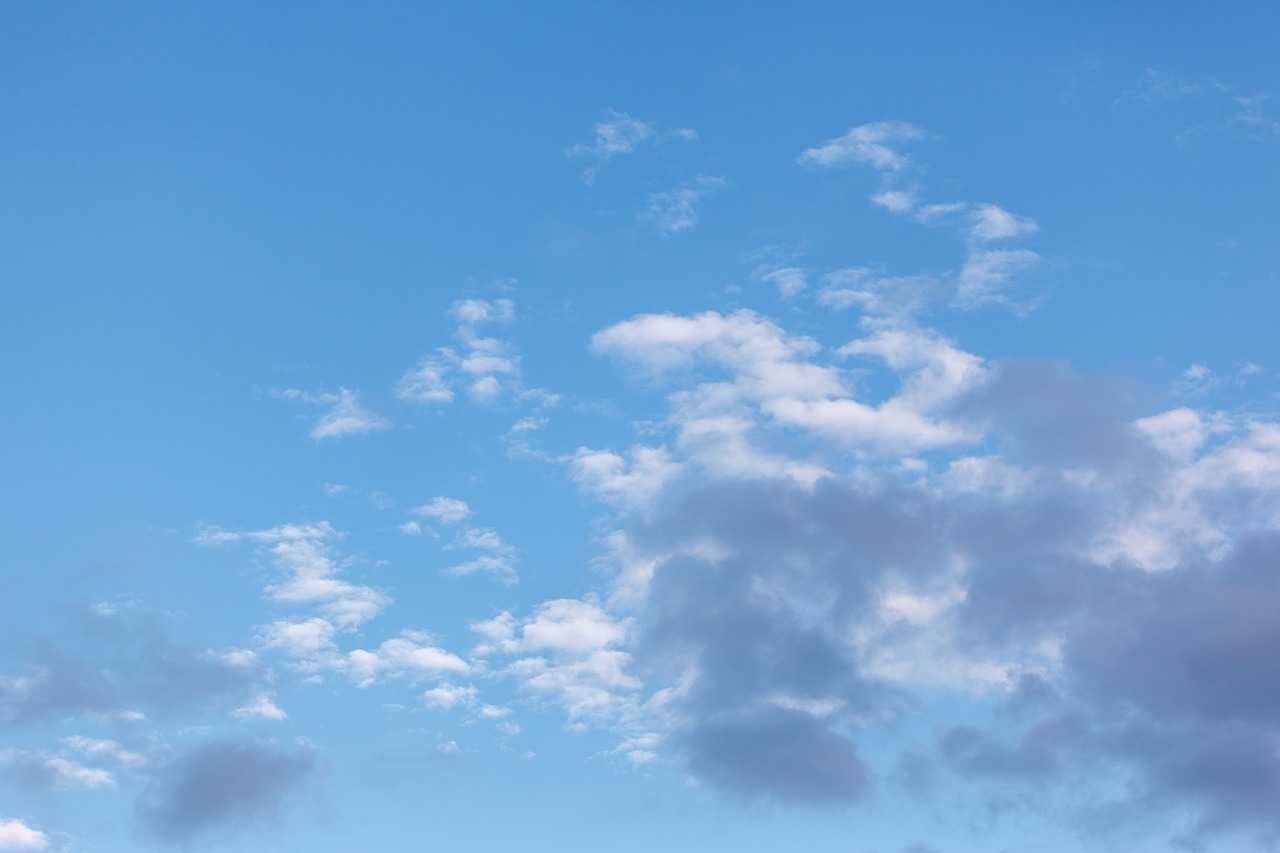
[211,523,387,629]
[278,388,391,440]
[759,266,807,298]
[44,757,115,789]
[311,389,392,439]
[956,248,1042,307]
[60,736,147,767]
[798,121,926,171]
[565,109,697,184]
[871,189,916,214]
[445,554,517,582]
[232,693,287,721]
[398,298,537,407]
[0,819,48,851]
[396,352,456,404]
[968,203,1038,242]
[346,631,469,688]
[593,309,982,464]
[510,597,629,656]
[449,527,511,554]
[570,445,682,509]
[642,176,724,235]
[473,597,641,724]
[259,617,339,660]
[423,683,477,710]
[412,497,471,525]
[1134,408,1209,461]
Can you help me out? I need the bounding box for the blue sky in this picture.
[2,3,1279,851]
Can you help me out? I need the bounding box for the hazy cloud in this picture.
[135,739,315,842]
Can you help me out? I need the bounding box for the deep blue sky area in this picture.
[1,4,1278,852]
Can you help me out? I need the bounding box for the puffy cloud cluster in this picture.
[559,324,1280,845]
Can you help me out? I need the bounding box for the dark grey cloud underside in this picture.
[625,360,1280,844]
[136,738,315,841]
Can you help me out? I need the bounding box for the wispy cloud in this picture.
[566,109,697,184]
[642,176,724,235]
[276,388,391,440]
[1122,68,1280,141]
[799,121,926,171]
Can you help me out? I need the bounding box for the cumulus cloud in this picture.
[397,297,552,408]
[554,293,1280,842]
[135,738,315,842]
[473,597,640,723]
[0,819,48,851]
[412,496,472,525]
[346,631,468,688]
[592,309,984,473]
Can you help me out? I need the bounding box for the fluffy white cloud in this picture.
[346,631,469,688]
[423,682,477,710]
[473,597,641,723]
[569,445,682,509]
[259,617,339,660]
[0,819,48,851]
[232,693,287,721]
[593,309,983,466]
[412,497,471,524]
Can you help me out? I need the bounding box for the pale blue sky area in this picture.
[2,4,1279,852]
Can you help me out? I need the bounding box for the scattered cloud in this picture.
[398,297,555,409]
[642,176,724,235]
[566,109,698,184]
[1123,68,1280,141]
[800,121,1044,311]
[798,121,926,171]
[277,388,391,440]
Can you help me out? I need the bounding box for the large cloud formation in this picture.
[567,306,1280,848]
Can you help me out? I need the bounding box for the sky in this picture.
[1,3,1279,851]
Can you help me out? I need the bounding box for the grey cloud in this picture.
[632,479,948,803]
[954,360,1157,471]
[135,738,315,841]
[938,715,1089,782]
[616,352,1280,843]
[1069,532,1280,726]
[1,606,263,727]
[680,707,871,805]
